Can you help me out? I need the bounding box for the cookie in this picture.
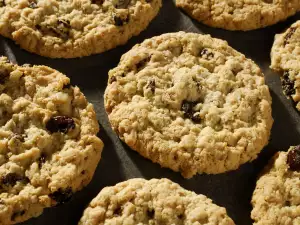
[176,0,300,31]
[251,146,300,225]
[0,57,104,224]
[271,21,300,111]
[0,0,161,58]
[104,32,273,178]
[78,178,235,225]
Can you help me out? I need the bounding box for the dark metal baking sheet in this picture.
[1,1,300,224]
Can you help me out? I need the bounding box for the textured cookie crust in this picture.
[0,0,161,58]
[176,0,300,31]
[271,20,300,111]
[0,57,103,224]
[79,178,235,225]
[104,32,273,178]
[251,146,300,225]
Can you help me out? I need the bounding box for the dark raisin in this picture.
[46,19,71,40]
[91,0,104,5]
[2,173,24,187]
[81,170,86,175]
[49,187,73,205]
[62,83,71,89]
[285,200,291,206]
[113,15,129,26]
[35,24,41,29]
[0,68,9,84]
[109,76,117,84]
[146,79,155,93]
[199,48,214,59]
[177,214,184,219]
[38,153,46,169]
[136,56,151,71]
[46,116,75,134]
[145,0,152,3]
[113,206,122,215]
[284,27,297,46]
[287,146,300,171]
[0,0,5,7]
[11,210,25,221]
[181,100,201,123]
[115,0,130,8]
[147,208,155,218]
[282,71,295,96]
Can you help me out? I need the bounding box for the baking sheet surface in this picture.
[1,1,300,224]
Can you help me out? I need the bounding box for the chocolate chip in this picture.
[284,27,297,46]
[136,56,151,71]
[287,146,300,171]
[181,100,201,123]
[109,76,117,84]
[46,116,75,134]
[146,79,155,93]
[113,15,129,26]
[147,208,155,218]
[49,187,73,205]
[11,210,25,221]
[38,153,46,169]
[0,0,5,7]
[0,68,9,84]
[199,48,214,59]
[91,0,104,5]
[1,173,25,187]
[115,0,130,8]
[282,71,295,96]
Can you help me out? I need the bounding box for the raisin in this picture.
[11,210,25,221]
[46,116,75,134]
[284,27,297,46]
[115,0,130,8]
[287,146,300,171]
[38,153,46,169]
[145,0,152,2]
[0,0,5,7]
[113,15,129,26]
[136,56,151,71]
[113,206,122,215]
[44,19,71,40]
[35,24,41,29]
[282,71,295,96]
[49,187,73,205]
[177,214,184,219]
[109,76,117,84]
[199,48,214,59]
[147,208,155,218]
[181,100,201,123]
[91,0,104,5]
[10,134,26,142]
[1,173,24,187]
[146,79,155,93]
[62,83,71,89]
[0,68,9,84]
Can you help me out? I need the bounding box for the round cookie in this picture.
[104,32,273,178]
[0,57,104,224]
[251,146,300,225]
[0,0,161,58]
[271,21,300,111]
[176,0,300,31]
[78,178,235,225]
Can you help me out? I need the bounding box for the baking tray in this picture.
[1,1,300,224]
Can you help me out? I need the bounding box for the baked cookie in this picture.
[176,0,300,31]
[78,178,235,225]
[251,146,300,225]
[0,0,161,58]
[271,21,300,111]
[104,32,273,178]
[0,57,104,224]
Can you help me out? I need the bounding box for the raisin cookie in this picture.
[176,0,300,31]
[78,178,235,225]
[0,0,161,58]
[271,21,300,111]
[0,57,104,224]
[251,146,300,224]
[104,32,273,178]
